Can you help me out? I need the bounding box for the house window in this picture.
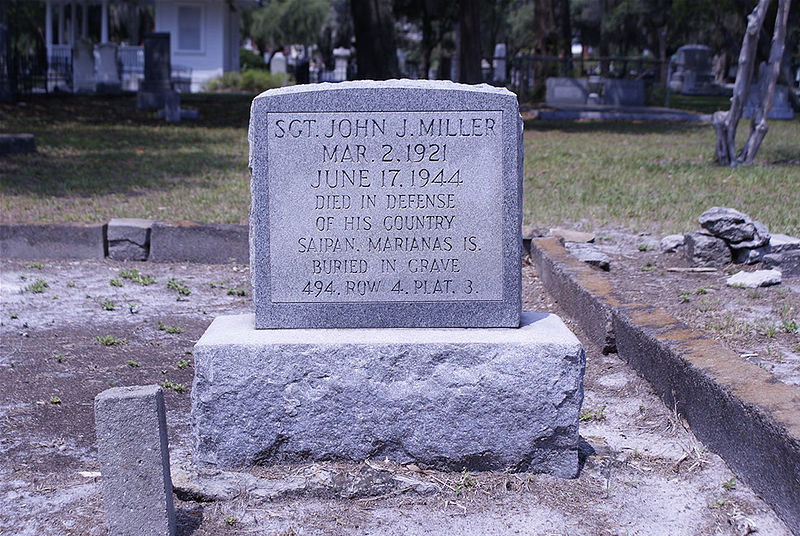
[177,5,203,51]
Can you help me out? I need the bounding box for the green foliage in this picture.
[177,359,190,370]
[240,48,268,71]
[157,321,182,334]
[49,396,61,405]
[25,278,48,293]
[9,312,19,319]
[101,298,116,311]
[120,269,157,286]
[204,70,291,93]
[166,277,190,298]
[249,0,331,50]
[126,360,139,367]
[25,262,43,269]
[722,477,737,491]
[160,380,186,393]
[96,335,128,346]
[579,406,607,422]
[109,278,123,287]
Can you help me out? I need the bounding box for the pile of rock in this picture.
[660,207,800,277]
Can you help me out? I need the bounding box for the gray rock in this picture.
[565,242,610,271]
[769,233,800,254]
[660,234,685,253]
[107,218,153,261]
[94,385,176,536]
[726,270,782,288]
[728,220,770,249]
[249,81,522,328]
[684,231,731,267]
[192,312,585,477]
[763,250,800,278]
[698,207,769,246]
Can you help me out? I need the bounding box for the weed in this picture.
[126,360,139,367]
[708,498,726,509]
[101,298,116,311]
[128,303,139,314]
[49,396,61,405]
[67,281,76,288]
[84,293,91,299]
[209,281,226,289]
[579,406,606,422]
[722,477,737,491]
[227,287,246,296]
[455,469,477,495]
[51,295,58,299]
[138,274,156,286]
[177,359,189,370]
[167,277,190,297]
[678,290,691,303]
[157,321,182,334]
[185,349,193,355]
[695,285,713,295]
[793,344,800,352]
[780,320,798,334]
[160,380,186,393]
[637,244,655,252]
[96,335,128,346]
[119,269,140,280]
[748,290,762,299]
[9,312,18,319]
[764,323,777,338]
[25,262,44,269]
[26,279,48,293]
[53,352,64,363]
[224,515,236,527]
[110,279,123,287]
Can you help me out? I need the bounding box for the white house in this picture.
[154,0,242,91]
[40,0,245,93]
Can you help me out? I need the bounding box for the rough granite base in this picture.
[191,312,585,477]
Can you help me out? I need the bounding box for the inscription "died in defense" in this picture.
[266,111,504,304]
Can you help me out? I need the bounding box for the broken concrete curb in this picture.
[531,237,800,534]
[0,223,107,260]
[148,221,249,264]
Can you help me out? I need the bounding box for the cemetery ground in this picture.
[1,93,799,533]
[0,256,793,535]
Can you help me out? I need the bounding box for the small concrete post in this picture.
[95,385,176,536]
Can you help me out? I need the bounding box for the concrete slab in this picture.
[0,223,106,259]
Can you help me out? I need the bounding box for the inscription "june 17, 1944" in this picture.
[266,110,504,304]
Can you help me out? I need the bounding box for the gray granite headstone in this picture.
[545,78,588,105]
[248,81,522,328]
[95,385,176,536]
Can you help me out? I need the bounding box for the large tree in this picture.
[350,0,399,79]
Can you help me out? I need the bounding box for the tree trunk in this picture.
[711,0,771,166]
[350,0,399,80]
[557,0,572,76]
[458,0,482,84]
[738,0,791,165]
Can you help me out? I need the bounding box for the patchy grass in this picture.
[1,93,251,224]
[523,119,800,235]
[3,92,798,235]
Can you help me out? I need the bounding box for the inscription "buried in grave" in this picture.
[266,111,503,303]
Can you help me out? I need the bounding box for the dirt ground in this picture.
[0,247,794,535]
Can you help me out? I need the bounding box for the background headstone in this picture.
[137,33,172,110]
[72,39,95,94]
[270,51,287,75]
[545,77,588,105]
[96,43,122,94]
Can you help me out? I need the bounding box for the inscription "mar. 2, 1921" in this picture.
[266,111,504,303]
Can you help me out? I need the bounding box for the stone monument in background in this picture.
[137,33,174,110]
[192,81,585,477]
